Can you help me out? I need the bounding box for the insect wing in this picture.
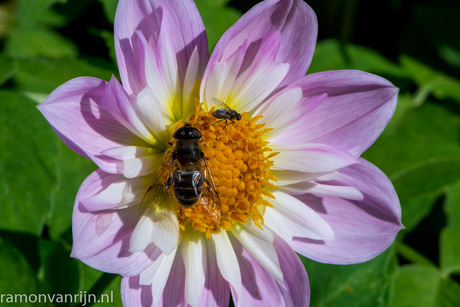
[203,158,220,201]
[200,186,221,223]
[192,171,204,196]
[199,158,221,222]
[139,155,174,216]
[210,97,231,112]
[211,108,229,120]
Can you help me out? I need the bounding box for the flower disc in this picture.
[166,107,278,238]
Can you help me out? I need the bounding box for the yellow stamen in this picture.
[169,105,277,238]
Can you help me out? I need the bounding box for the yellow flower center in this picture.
[168,106,277,238]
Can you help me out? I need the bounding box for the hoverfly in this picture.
[210,98,242,128]
[140,123,221,221]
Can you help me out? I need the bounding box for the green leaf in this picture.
[397,193,439,232]
[390,265,440,307]
[6,0,76,60]
[6,29,78,59]
[391,158,460,201]
[48,141,95,240]
[381,93,415,134]
[363,102,460,230]
[389,265,460,307]
[301,246,396,307]
[435,278,460,307]
[0,231,89,306]
[309,40,407,78]
[0,236,39,306]
[36,7,69,28]
[400,55,460,104]
[195,0,242,50]
[440,227,460,276]
[0,90,96,237]
[0,91,57,234]
[101,30,117,66]
[87,274,122,307]
[16,0,68,29]
[0,53,16,86]
[37,239,80,295]
[445,182,460,232]
[78,263,104,293]
[99,0,118,24]
[14,57,114,94]
[74,265,122,307]
[87,28,117,66]
[439,44,460,69]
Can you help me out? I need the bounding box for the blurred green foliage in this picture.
[0,0,459,306]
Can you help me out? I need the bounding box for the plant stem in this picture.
[396,241,437,268]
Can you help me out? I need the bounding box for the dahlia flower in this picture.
[38,0,403,306]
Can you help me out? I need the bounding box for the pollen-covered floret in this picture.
[170,107,278,238]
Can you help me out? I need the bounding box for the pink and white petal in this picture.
[139,248,178,307]
[279,181,363,200]
[281,70,398,156]
[114,0,208,96]
[291,158,403,264]
[102,76,155,143]
[79,169,150,211]
[271,143,359,173]
[267,93,328,145]
[305,182,364,200]
[202,41,248,108]
[122,154,164,178]
[80,240,160,277]
[130,197,180,255]
[199,237,231,307]
[230,234,283,307]
[232,223,284,285]
[103,145,164,178]
[273,235,310,307]
[225,33,290,113]
[71,202,155,276]
[329,158,401,222]
[103,145,157,161]
[202,32,290,113]
[264,191,333,242]
[121,276,153,307]
[272,170,339,186]
[161,251,188,307]
[181,232,207,307]
[140,13,181,120]
[103,145,165,178]
[253,87,303,135]
[114,0,152,95]
[72,183,136,258]
[203,0,317,90]
[135,87,174,144]
[37,77,142,174]
[182,46,203,117]
[152,0,208,84]
[211,230,242,302]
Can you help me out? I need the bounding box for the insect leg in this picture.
[213,118,226,126]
